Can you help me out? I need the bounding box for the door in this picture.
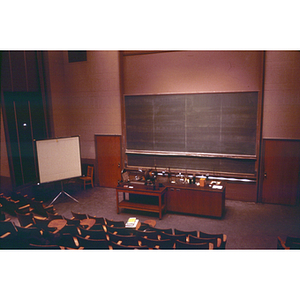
[262,139,300,205]
[96,135,122,188]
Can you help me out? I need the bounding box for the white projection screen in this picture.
[36,136,82,184]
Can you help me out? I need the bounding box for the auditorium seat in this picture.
[71,211,87,220]
[107,231,139,246]
[175,240,212,250]
[199,231,227,249]
[105,219,125,227]
[138,236,174,249]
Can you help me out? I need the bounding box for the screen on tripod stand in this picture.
[36,136,82,184]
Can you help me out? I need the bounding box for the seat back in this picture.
[160,231,187,242]
[107,231,138,246]
[175,240,211,250]
[105,219,125,227]
[76,235,109,249]
[109,240,148,250]
[71,211,87,220]
[188,235,219,248]
[15,211,34,227]
[78,227,107,240]
[87,215,105,225]
[174,229,198,237]
[139,236,174,249]
[86,166,93,178]
[199,231,227,249]
[147,226,173,235]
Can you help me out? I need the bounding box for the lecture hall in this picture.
[1,50,300,251]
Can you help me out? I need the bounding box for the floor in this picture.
[25,180,300,250]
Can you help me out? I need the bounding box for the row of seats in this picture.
[0,191,227,250]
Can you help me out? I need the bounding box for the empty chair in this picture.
[63,216,81,226]
[160,231,187,243]
[174,229,198,238]
[71,211,87,220]
[30,199,55,217]
[59,224,79,236]
[77,227,107,240]
[188,235,221,248]
[135,230,160,240]
[87,215,105,225]
[0,219,18,249]
[105,219,125,227]
[175,240,212,250]
[33,216,52,231]
[47,211,64,220]
[76,235,109,249]
[147,226,173,235]
[15,225,46,249]
[138,236,174,249]
[89,224,106,231]
[15,211,34,227]
[57,233,82,249]
[109,241,148,250]
[107,231,139,246]
[105,225,135,236]
[199,231,227,249]
[0,219,18,236]
[16,204,32,214]
[79,165,94,190]
[29,243,62,249]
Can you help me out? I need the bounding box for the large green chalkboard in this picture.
[125,92,258,175]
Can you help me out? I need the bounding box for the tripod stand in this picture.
[49,180,79,205]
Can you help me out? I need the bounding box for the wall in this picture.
[0,108,12,193]
[47,51,122,160]
[123,51,263,95]
[262,51,300,139]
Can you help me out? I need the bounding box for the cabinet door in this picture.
[167,187,185,212]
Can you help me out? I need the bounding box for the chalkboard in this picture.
[125,92,258,175]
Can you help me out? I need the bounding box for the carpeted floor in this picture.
[28,180,300,250]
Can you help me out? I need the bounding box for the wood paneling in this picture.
[262,139,300,205]
[96,135,122,188]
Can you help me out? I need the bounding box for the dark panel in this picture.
[125,92,258,175]
[1,51,13,91]
[68,51,87,63]
[127,154,256,174]
[186,94,222,153]
[10,51,27,91]
[25,51,40,92]
[153,95,185,151]
[125,96,154,150]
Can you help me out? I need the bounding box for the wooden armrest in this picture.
[209,242,214,250]
[25,223,34,228]
[223,234,227,242]
[19,204,30,210]
[73,236,79,247]
[217,238,222,248]
[1,232,11,238]
[278,236,290,249]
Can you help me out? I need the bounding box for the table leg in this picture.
[116,190,119,214]
[159,195,162,219]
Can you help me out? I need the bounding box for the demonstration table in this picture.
[116,184,167,219]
